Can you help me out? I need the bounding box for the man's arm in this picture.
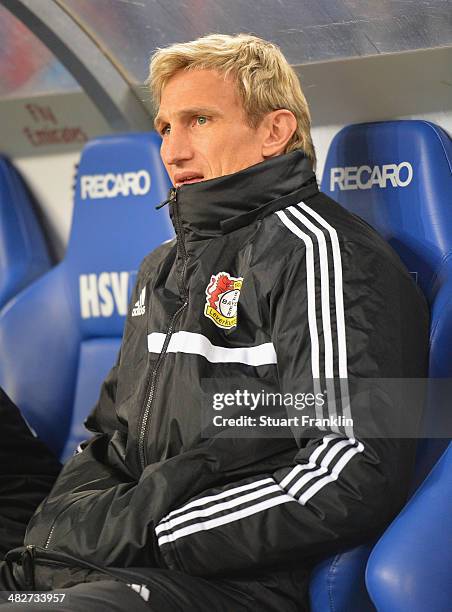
[153,236,429,576]
[155,437,415,575]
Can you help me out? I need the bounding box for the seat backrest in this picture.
[320,120,452,307]
[309,120,452,611]
[0,156,52,308]
[321,119,452,474]
[0,133,173,458]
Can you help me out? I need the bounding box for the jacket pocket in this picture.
[5,545,149,591]
[25,490,96,550]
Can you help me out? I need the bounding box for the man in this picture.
[0,34,428,611]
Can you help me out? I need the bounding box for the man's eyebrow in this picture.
[154,115,165,130]
[154,106,223,130]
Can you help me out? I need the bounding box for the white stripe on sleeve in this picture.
[275,210,324,424]
[157,477,274,526]
[288,437,357,497]
[298,202,353,436]
[288,204,339,433]
[156,483,283,535]
[157,495,295,546]
[279,434,339,489]
[156,435,363,547]
[298,440,364,504]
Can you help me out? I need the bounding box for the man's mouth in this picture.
[174,174,204,187]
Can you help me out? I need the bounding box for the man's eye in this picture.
[196,116,208,126]
[161,125,170,136]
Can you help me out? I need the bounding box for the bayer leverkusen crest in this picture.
[204,271,243,329]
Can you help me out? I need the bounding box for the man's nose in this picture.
[161,127,193,166]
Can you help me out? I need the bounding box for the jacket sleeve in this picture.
[154,236,429,576]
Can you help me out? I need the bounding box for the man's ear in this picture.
[260,110,297,158]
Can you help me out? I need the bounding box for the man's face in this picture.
[155,69,267,188]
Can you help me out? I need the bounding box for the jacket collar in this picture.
[165,150,318,238]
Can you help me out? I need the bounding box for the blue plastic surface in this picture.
[321,120,452,302]
[309,544,376,612]
[366,443,452,612]
[0,132,173,457]
[61,337,122,461]
[310,120,452,611]
[0,156,52,308]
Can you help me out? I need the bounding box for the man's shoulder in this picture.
[284,190,399,260]
[260,189,412,280]
[259,189,379,256]
[310,191,412,272]
[305,191,386,247]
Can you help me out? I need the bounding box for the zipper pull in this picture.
[22,545,36,590]
[155,187,177,210]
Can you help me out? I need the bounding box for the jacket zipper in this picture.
[45,526,55,549]
[43,491,96,550]
[138,189,188,470]
[22,545,36,589]
[155,187,176,210]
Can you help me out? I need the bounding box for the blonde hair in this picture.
[148,33,316,166]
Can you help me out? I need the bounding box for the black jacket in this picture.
[0,388,61,560]
[18,151,429,600]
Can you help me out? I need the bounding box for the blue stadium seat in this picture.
[366,441,452,612]
[0,156,52,309]
[0,133,173,460]
[309,120,452,610]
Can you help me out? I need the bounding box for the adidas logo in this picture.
[131,287,146,317]
[127,583,150,602]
